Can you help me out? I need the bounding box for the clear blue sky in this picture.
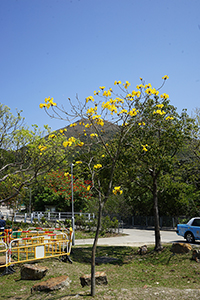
[1,0,200,131]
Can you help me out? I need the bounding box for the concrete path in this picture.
[75,228,186,247]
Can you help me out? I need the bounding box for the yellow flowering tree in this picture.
[40,75,176,296]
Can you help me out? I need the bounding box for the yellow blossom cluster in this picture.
[93,164,102,169]
[90,133,98,138]
[39,97,57,109]
[91,115,104,126]
[160,93,169,99]
[153,109,166,115]
[38,144,47,155]
[145,88,159,96]
[126,90,141,99]
[123,81,131,89]
[138,122,145,126]
[142,144,148,152]
[103,89,112,97]
[70,123,77,127]
[127,108,138,117]
[162,75,169,80]
[136,84,144,89]
[166,116,174,120]
[87,185,91,191]
[102,100,118,114]
[63,136,76,147]
[85,123,92,128]
[156,104,164,109]
[86,107,97,116]
[64,172,69,177]
[118,109,127,115]
[114,80,122,85]
[48,134,56,139]
[112,186,123,195]
[75,161,82,164]
[77,141,84,147]
[86,96,94,103]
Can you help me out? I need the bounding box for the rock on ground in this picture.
[32,275,70,292]
[171,242,192,254]
[80,271,108,287]
[21,264,49,280]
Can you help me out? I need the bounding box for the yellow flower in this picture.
[76,161,82,164]
[112,186,123,195]
[64,172,69,177]
[85,123,91,128]
[114,80,121,85]
[48,134,56,139]
[160,93,169,99]
[162,75,169,80]
[136,84,144,89]
[145,83,152,89]
[70,123,77,127]
[87,185,91,191]
[86,96,94,103]
[156,104,164,108]
[101,154,105,157]
[78,142,84,147]
[118,109,128,115]
[123,81,131,89]
[94,164,102,169]
[153,109,166,115]
[63,141,69,147]
[39,103,45,109]
[90,133,98,138]
[99,86,105,90]
[145,88,153,95]
[142,144,148,152]
[166,116,174,120]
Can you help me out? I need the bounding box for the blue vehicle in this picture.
[176,218,200,243]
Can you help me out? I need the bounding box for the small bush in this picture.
[64,218,72,228]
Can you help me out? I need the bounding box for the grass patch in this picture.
[0,244,200,299]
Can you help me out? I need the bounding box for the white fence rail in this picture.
[0,211,95,224]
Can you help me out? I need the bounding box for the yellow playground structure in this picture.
[0,227,73,276]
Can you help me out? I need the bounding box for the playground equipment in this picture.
[0,227,73,276]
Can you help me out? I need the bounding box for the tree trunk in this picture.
[91,198,103,296]
[153,176,162,251]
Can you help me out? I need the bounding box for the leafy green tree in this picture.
[0,103,77,205]
[118,95,196,249]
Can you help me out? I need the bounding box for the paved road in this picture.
[75,228,186,247]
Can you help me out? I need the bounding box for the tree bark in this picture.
[153,175,162,251]
[91,197,103,296]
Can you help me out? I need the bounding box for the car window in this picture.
[192,219,200,226]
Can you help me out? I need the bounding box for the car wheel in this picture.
[185,232,195,243]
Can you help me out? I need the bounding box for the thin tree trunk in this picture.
[91,197,103,296]
[153,176,162,251]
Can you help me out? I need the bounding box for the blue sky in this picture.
[0,0,200,131]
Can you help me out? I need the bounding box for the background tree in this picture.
[118,96,196,249]
[33,169,92,212]
[0,103,77,206]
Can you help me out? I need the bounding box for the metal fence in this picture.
[0,211,95,224]
[0,210,190,229]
